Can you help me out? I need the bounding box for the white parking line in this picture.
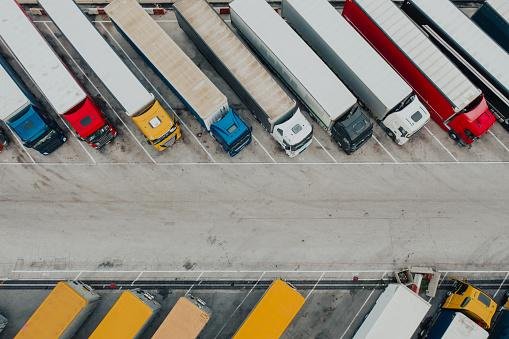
[214,271,265,339]
[372,135,398,163]
[339,289,376,339]
[3,125,36,164]
[98,22,217,163]
[305,272,325,301]
[489,130,509,153]
[185,271,205,295]
[313,136,337,163]
[57,115,97,165]
[494,272,509,298]
[42,22,157,164]
[130,271,144,286]
[251,134,276,163]
[425,126,459,162]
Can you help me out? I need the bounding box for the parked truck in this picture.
[173,0,313,157]
[422,311,488,339]
[490,298,509,339]
[0,314,7,334]
[90,289,160,339]
[105,0,252,157]
[402,0,509,131]
[38,0,180,151]
[15,281,100,339]
[344,0,497,145]
[230,0,373,154]
[0,57,66,155]
[282,0,430,145]
[233,279,305,339]
[353,284,431,339]
[152,295,211,339]
[472,0,509,53]
[0,0,116,149]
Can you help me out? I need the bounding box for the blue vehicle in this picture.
[0,58,66,155]
[104,0,252,157]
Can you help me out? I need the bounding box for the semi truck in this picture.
[490,298,509,339]
[230,0,373,154]
[402,0,509,131]
[344,0,497,146]
[0,57,66,155]
[0,0,116,149]
[422,311,488,339]
[15,281,100,339]
[233,279,304,339]
[38,0,181,152]
[89,289,160,339]
[353,284,431,339]
[152,295,211,339]
[282,0,430,146]
[104,0,252,157]
[472,0,509,53]
[173,0,313,157]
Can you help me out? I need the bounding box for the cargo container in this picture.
[344,0,497,145]
[174,0,313,157]
[472,0,509,53]
[0,0,116,149]
[230,0,373,154]
[15,281,100,339]
[105,0,251,157]
[490,298,509,339]
[38,0,180,151]
[90,289,160,339]
[282,0,429,145]
[422,311,488,339]
[233,279,304,339]
[353,284,431,339]
[152,295,211,339]
[402,0,509,131]
[0,56,66,155]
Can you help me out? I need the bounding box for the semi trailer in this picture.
[472,0,509,53]
[402,0,509,131]
[105,0,252,157]
[422,311,488,339]
[0,57,66,155]
[174,0,313,157]
[344,0,497,145]
[15,281,100,339]
[38,0,181,152]
[230,0,373,154]
[282,0,430,146]
[0,0,116,149]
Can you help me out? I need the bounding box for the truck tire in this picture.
[448,130,459,142]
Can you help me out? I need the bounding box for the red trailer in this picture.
[343,0,496,145]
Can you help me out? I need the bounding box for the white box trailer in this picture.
[424,311,488,339]
[403,0,509,131]
[230,0,373,154]
[353,284,431,339]
[173,0,312,157]
[282,0,430,145]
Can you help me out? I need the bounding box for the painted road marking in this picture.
[313,136,337,163]
[57,115,97,165]
[489,130,509,153]
[425,126,459,162]
[4,125,36,164]
[494,272,509,298]
[373,135,398,163]
[305,272,326,301]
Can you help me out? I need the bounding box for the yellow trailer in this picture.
[90,289,160,339]
[152,295,211,339]
[15,281,100,339]
[233,279,305,339]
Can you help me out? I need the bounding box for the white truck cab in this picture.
[273,108,313,157]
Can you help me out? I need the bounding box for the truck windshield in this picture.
[478,293,492,307]
[152,124,177,145]
[32,129,56,149]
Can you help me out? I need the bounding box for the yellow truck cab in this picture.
[442,280,497,329]
[132,100,181,151]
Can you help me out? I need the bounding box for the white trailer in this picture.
[282,0,429,145]
[173,0,313,157]
[424,311,488,339]
[353,284,431,339]
[230,0,373,154]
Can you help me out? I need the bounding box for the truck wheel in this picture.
[448,130,459,142]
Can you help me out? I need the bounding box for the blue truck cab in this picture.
[210,108,252,157]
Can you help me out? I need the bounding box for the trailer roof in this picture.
[230,0,357,119]
[0,63,30,121]
[38,0,154,117]
[354,284,431,339]
[285,0,411,111]
[173,0,296,122]
[354,0,481,112]
[104,0,227,121]
[409,0,509,94]
[487,0,509,23]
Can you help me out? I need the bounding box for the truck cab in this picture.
[382,94,430,145]
[64,98,117,149]
[8,104,66,155]
[210,108,252,157]
[442,280,497,329]
[273,108,313,158]
[332,104,373,154]
[132,100,181,151]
